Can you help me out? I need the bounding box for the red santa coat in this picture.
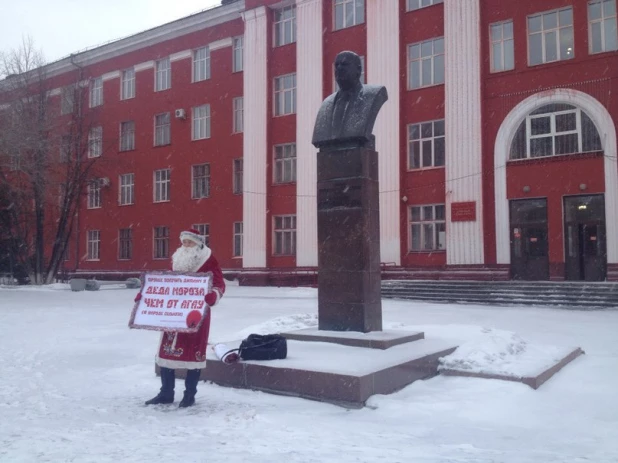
[155,254,225,370]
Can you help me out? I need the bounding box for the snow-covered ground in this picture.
[1,282,617,463]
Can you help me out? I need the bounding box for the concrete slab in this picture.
[281,328,424,349]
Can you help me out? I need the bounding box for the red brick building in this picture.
[6,0,618,283]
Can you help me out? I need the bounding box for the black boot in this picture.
[145,367,175,405]
[179,369,200,408]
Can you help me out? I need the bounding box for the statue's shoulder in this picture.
[361,84,388,99]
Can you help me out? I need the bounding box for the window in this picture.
[89,77,103,107]
[408,37,445,89]
[233,158,243,194]
[60,135,71,162]
[88,181,101,209]
[118,228,132,260]
[192,105,211,140]
[193,47,211,82]
[409,205,446,251]
[589,0,618,53]
[87,230,100,260]
[233,36,243,72]
[119,173,134,206]
[119,121,135,151]
[192,164,211,199]
[88,127,103,158]
[154,226,169,259]
[233,222,243,257]
[274,73,296,116]
[233,97,244,133]
[528,8,574,65]
[61,86,74,115]
[408,120,445,169]
[274,144,297,183]
[191,223,210,247]
[155,57,171,91]
[274,5,296,46]
[510,104,602,160]
[273,215,296,256]
[154,113,171,146]
[334,0,364,30]
[407,0,443,11]
[121,68,135,100]
[334,56,365,91]
[154,169,171,202]
[490,21,515,72]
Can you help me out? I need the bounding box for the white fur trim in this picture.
[211,288,221,306]
[180,230,205,246]
[155,356,206,369]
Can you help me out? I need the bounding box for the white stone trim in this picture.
[209,37,233,51]
[367,0,401,265]
[444,0,484,265]
[170,50,192,62]
[135,61,155,72]
[494,88,618,265]
[102,71,120,81]
[295,0,322,267]
[241,6,268,268]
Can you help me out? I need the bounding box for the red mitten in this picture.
[134,292,142,302]
[205,290,218,306]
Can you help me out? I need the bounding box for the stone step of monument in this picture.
[382,280,618,292]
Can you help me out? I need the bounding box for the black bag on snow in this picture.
[238,334,287,360]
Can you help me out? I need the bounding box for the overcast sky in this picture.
[1,0,222,63]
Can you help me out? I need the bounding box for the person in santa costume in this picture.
[137,228,226,408]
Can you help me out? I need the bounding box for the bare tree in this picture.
[0,37,106,284]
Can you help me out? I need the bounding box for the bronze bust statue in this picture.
[312,51,388,151]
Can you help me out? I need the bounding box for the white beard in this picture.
[171,245,211,272]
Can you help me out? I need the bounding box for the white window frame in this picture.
[589,0,618,54]
[121,68,135,100]
[192,104,211,140]
[527,7,574,66]
[409,204,446,252]
[407,37,445,89]
[61,86,74,115]
[274,5,296,46]
[490,20,515,73]
[88,126,103,158]
[87,182,101,209]
[193,46,211,82]
[407,119,445,170]
[334,0,365,30]
[119,173,134,206]
[406,0,443,11]
[233,158,243,194]
[192,163,211,199]
[526,108,580,158]
[273,215,297,256]
[87,230,100,260]
[154,169,171,203]
[119,121,135,151]
[233,97,244,133]
[233,36,244,73]
[118,228,133,260]
[191,223,210,247]
[155,57,171,91]
[89,77,103,108]
[233,222,243,257]
[274,144,297,184]
[274,73,297,116]
[153,226,169,259]
[154,113,171,146]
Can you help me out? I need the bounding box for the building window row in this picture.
[409,204,446,252]
[86,224,244,261]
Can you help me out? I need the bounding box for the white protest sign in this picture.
[129,272,211,332]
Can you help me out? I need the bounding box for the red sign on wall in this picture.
[451,201,477,222]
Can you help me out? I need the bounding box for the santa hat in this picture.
[179,228,205,247]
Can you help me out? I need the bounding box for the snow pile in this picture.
[232,313,318,340]
[438,327,576,377]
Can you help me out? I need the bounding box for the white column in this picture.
[444,0,485,265]
[367,0,401,265]
[295,0,323,267]
[241,7,268,268]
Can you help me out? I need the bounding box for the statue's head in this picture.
[334,51,362,91]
